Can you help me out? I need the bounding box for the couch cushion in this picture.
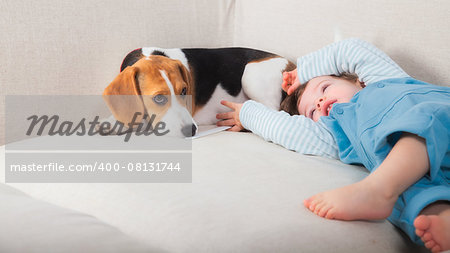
[0,183,162,253]
[3,132,427,252]
[234,0,450,86]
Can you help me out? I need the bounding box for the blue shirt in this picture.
[321,77,450,181]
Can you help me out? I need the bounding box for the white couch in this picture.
[1,0,449,252]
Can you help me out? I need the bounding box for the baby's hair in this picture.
[280,73,360,116]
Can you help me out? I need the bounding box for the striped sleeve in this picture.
[297,38,410,85]
[240,100,339,159]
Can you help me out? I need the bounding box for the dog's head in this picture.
[103,53,197,137]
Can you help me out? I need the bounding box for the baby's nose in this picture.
[316,97,325,110]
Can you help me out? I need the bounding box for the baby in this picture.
[216,38,450,252]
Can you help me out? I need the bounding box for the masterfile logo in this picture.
[26,112,169,142]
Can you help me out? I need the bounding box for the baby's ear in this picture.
[357,79,366,88]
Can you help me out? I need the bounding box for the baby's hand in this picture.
[216,100,244,132]
[282,68,301,95]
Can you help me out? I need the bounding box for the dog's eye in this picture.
[153,95,168,105]
[181,87,187,96]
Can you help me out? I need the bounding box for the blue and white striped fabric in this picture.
[297,38,410,85]
[240,38,410,159]
[240,100,339,159]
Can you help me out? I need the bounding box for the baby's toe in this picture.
[325,208,336,219]
[318,205,332,217]
[431,245,440,253]
[415,228,424,237]
[414,215,431,230]
[425,240,436,249]
[308,198,319,210]
[314,202,326,214]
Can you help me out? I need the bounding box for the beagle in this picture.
[103,47,295,137]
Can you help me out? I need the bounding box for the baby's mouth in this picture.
[324,100,337,116]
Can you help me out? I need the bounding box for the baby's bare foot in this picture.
[414,210,450,253]
[303,179,397,220]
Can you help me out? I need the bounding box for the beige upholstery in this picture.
[1,133,426,252]
[1,0,449,252]
[0,183,160,253]
[1,0,449,144]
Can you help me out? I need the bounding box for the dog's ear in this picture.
[103,66,146,126]
[177,61,193,94]
[120,48,143,72]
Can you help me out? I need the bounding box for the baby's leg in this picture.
[414,201,450,253]
[304,133,429,220]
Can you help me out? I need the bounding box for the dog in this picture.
[103,47,296,137]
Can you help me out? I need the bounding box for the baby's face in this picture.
[297,76,363,122]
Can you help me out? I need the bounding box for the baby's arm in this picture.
[297,38,410,86]
[218,100,339,159]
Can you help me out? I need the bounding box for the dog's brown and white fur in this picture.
[103,47,295,137]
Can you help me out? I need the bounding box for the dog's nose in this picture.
[181,124,197,137]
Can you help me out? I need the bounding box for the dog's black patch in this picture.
[181,48,277,105]
[151,50,167,57]
[120,48,144,72]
